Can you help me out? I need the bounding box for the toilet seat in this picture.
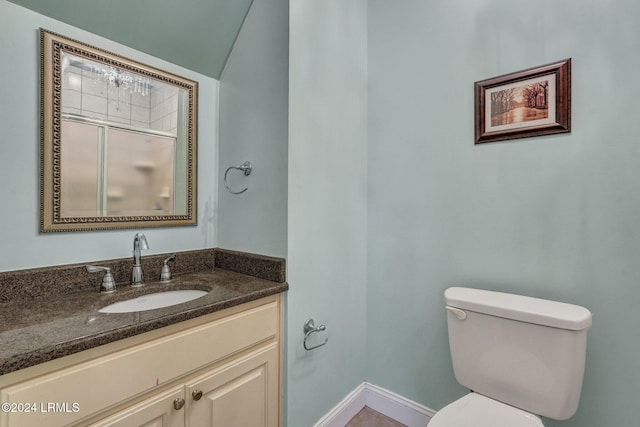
[429,393,545,427]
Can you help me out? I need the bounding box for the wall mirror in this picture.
[40,29,198,232]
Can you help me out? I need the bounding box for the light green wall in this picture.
[4,0,639,425]
[287,0,368,425]
[0,1,220,272]
[367,0,640,425]
[6,0,253,79]
[218,0,288,258]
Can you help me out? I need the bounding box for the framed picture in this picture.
[474,59,571,144]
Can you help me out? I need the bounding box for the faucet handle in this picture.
[86,265,116,294]
[160,254,176,282]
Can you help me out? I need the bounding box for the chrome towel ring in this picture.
[224,161,252,194]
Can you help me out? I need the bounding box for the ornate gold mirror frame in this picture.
[40,29,198,232]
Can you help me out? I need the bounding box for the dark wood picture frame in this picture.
[474,59,571,144]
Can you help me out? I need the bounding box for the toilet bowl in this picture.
[429,393,544,427]
[431,287,592,426]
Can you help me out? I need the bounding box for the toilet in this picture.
[430,287,592,427]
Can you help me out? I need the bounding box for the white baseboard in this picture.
[364,383,435,427]
[313,382,436,427]
[313,383,368,427]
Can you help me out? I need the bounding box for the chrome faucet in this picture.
[131,232,149,286]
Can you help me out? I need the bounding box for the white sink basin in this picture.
[99,290,208,314]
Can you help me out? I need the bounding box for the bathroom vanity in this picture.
[0,249,287,427]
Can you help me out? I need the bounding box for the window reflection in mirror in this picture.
[60,52,187,218]
[61,121,180,217]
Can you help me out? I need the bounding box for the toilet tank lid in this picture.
[445,287,592,330]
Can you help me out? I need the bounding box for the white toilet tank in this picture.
[444,287,592,420]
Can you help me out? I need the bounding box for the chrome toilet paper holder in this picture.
[303,318,328,351]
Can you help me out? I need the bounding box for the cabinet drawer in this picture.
[0,300,278,427]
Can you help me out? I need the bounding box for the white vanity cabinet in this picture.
[0,295,283,427]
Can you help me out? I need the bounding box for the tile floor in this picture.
[344,406,407,427]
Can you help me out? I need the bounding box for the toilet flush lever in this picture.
[445,306,467,321]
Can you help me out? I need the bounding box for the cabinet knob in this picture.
[192,390,203,401]
[173,397,185,410]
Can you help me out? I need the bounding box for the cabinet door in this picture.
[186,343,279,427]
[89,387,185,427]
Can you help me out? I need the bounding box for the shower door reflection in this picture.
[61,118,178,217]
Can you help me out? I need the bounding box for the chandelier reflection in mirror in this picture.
[41,29,198,232]
[93,64,151,110]
[61,52,152,112]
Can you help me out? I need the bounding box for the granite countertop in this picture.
[0,249,288,376]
